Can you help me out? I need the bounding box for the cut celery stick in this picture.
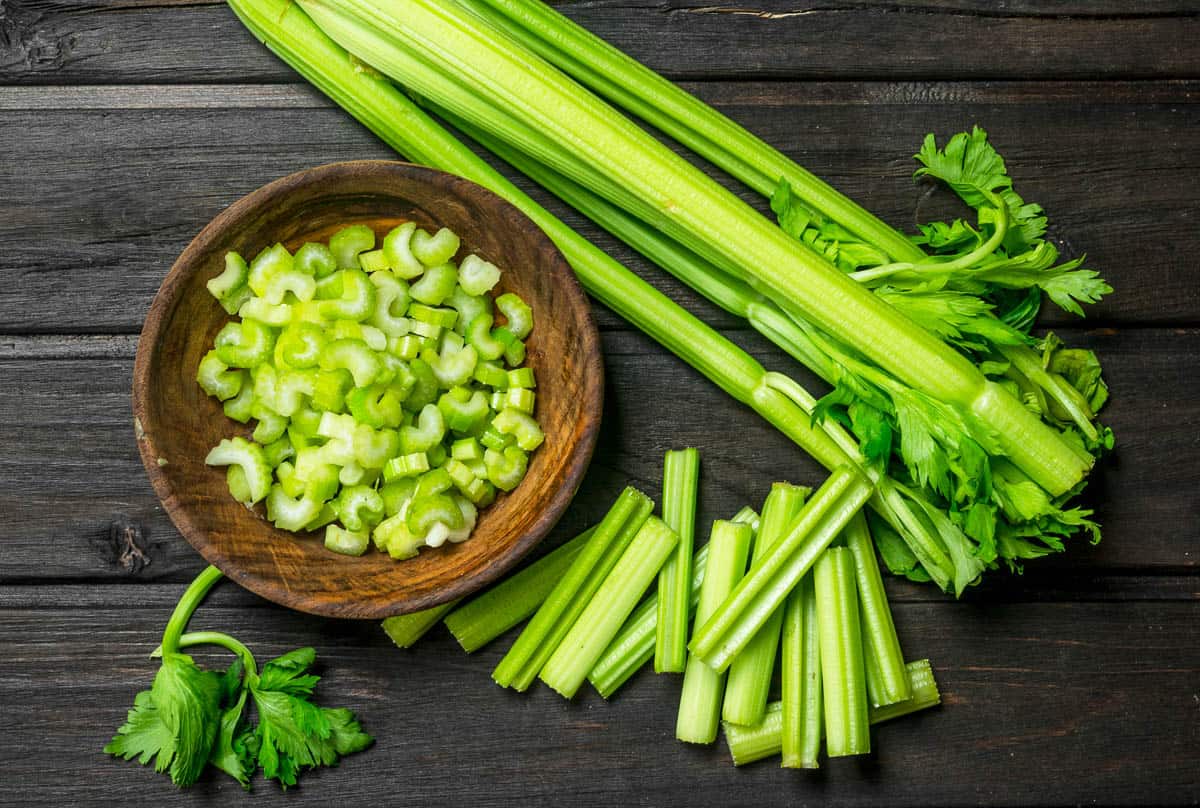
[780,575,821,768]
[540,517,679,697]
[722,482,809,726]
[588,507,759,699]
[690,467,872,672]
[845,513,911,708]
[381,599,459,648]
[493,487,653,690]
[724,659,940,766]
[656,447,700,673]
[676,520,752,744]
[815,547,870,757]
[444,527,594,652]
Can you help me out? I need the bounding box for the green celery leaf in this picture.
[771,179,890,273]
[867,512,932,584]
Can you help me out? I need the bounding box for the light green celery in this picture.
[814,547,870,757]
[301,0,1088,496]
[225,0,863,526]
[444,527,593,652]
[541,518,679,698]
[724,659,940,766]
[381,599,459,648]
[844,513,910,707]
[780,575,821,768]
[656,447,700,673]
[722,483,808,726]
[492,488,652,690]
[676,520,752,744]
[690,468,872,672]
[589,507,759,699]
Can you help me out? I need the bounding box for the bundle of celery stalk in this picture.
[384,451,940,767]
[226,0,1111,598]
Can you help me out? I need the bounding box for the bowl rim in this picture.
[132,159,603,618]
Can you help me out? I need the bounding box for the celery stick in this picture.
[690,468,872,672]
[493,487,652,690]
[676,520,752,744]
[541,518,679,697]
[724,660,941,766]
[589,507,759,699]
[444,527,594,652]
[780,575,821,768]
[381,599,459,648]
[844,513,910,707]
[815,547,870,757]
[722,483,808,726]
[656,448,700,673]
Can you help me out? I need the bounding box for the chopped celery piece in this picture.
[458,254,501,295]
[451,437,483,462]
[222,383,255,423]
[495,292,532,339]
[265,485,323,531]
[207,252,251,314]
[540,517,679,698]
[329,223,375,270]
[689,467,872,672]
[492,407,543,450]
[247,244,293,297]
[383,452,430,480]
[676,519,751,744]
[781,575,822,768]
[424,343,477,387]
[400,403,446,453]
[445,527,593,652]
[473,360,509,388]
[411,226,461,266]
[214,318,276,368]
[226,466,252,505]
[409,303,458,328]
[205,437,271,504]
[319,268,376,321]
[815,547,870,757]
[382,222,425,278]
[262,436,295,467]
[846,513,911,708]
[506,367,535,389]
[484,445,527,491]
[723,482,809,726]
[409,263,458,305]
[724,660,941,766]
[406,493,463,535]
[335,484,384,532]
[358,248,390,274]
[276,322,328,368]
[325,524,370,556]
[319,338,381,387]
[438,387,490,433]
[294,241,337,278]
[369,271,412,336]
[655,447,699,674]
[493,487,653,691]
[465,313,505,361]
[381,599,460,648]
[196,351,245,401]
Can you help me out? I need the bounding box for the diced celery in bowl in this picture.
[197,222,543,560]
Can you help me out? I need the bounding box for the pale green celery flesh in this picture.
[381,599,459,648]
[589,507,759,699]
[656,448,700,673]
[724,659,940,766]
[492,487,652,690]
[690,468,872,671]
[676,520,752,744]
[780,575,821,768]
[301,0,1086,496]
[844,513,910,707]
[444,527,594,652]
[722,483,808,726]
[541,518,680,698]
[814,547,870,757]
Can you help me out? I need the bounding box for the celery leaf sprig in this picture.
[105,566,372,789]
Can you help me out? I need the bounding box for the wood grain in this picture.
[1,82,1198,332]
[1,587,1196,806]
[3,0,1199,84]
[132,160,601,618]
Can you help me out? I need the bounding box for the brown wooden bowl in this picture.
[133,161,602,619]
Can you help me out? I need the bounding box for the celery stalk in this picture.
[722,483,808,726]
[676,520,752,744]
[814,547,870,757]
[443,527,594,652]
[656,447,700,673]
[780,575,821,768]
[844,514,910,707]
[724,659,941,766]
[689,468,872,672]
[492,487,652,690]
[541,518,679,698]
[381,599,459,648]
[589,507,759,699]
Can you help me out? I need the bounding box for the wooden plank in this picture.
[1,589,1196,805]
[0,82,1197,332]
[0,327,1195,584]
[3,0,1200,85]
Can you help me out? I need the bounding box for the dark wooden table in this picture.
[2,1,1198,805]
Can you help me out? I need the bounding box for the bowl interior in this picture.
[134,161,601,619]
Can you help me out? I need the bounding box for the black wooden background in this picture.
[2,1,1198,805]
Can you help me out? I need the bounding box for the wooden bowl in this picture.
[133,161,602,619]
